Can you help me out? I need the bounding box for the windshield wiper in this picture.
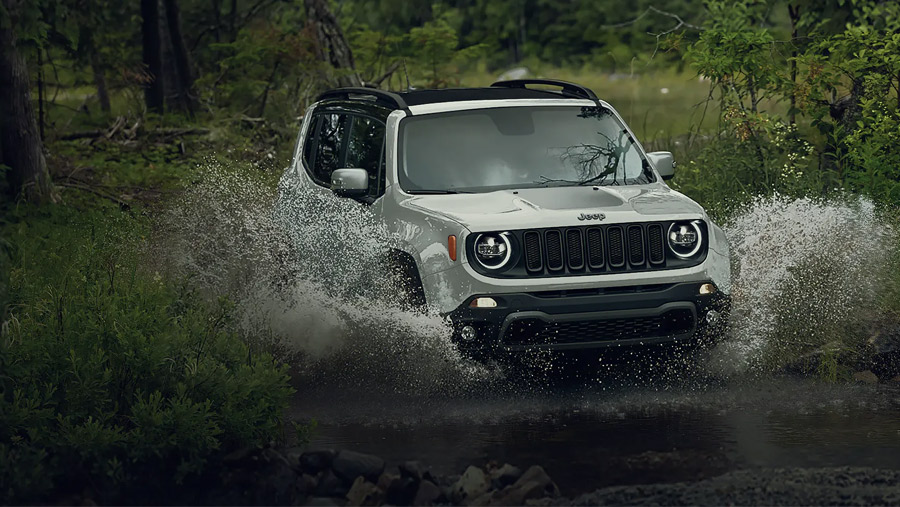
[408,189,473,194]
[535,176,579,186]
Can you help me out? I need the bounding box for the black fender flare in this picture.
[387,248,427,308]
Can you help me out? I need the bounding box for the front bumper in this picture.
[447,281,729,352]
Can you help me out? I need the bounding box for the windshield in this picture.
[399,105,655,194]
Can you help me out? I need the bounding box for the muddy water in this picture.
[294,376,900,495]
[157,169,900,495]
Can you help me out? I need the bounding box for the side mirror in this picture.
[647,151,675,180]
[330,168,369,197]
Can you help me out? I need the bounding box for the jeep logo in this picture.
[577,213,606,221]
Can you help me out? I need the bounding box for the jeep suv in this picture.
[281,79,731,353]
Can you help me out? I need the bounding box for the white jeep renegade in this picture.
[281,79,731,354]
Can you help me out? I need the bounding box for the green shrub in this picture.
[0,205,293,504]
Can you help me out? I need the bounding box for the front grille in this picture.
[472,220,708,278]
[505,309,695,346]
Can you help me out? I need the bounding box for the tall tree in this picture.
[163,0,197,114]
[0,0,53,203]
[141,0,165,113]
[305,0,362,88]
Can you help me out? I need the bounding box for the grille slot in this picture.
[545,230,564,271]
[565,229,585,269]
[627,225,645,266]
[607,226,625,267]
[586,228,604,268]
[648,224,665,264]
[524,231,543,272]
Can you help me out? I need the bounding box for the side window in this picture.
[345,116,386,197]
[301,116,319,171]
[307,113,348,185]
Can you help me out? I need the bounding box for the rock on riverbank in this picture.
[208,447,560,506]
[206,447,900,506]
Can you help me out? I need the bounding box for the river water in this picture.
[157,168,900,495]
[293,374,900,495]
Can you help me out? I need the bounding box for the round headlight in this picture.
[473,232,512,270]
[667,221,703,258]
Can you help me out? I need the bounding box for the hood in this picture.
[401,184,705,231]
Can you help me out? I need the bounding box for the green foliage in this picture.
[671,116,816,217]
[671,0,900,212]
[687,0,783,113]
[0,206,293,504]
[350,6,487,89]
[844,100,900,202]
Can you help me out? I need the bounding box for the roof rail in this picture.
[316,87,411,115]
[490,79,598,101]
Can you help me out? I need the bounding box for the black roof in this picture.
[316,79,599,114]
[396,86,580,106]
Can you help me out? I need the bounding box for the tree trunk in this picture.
[229,0,237,41]
[0,0,53,203]
[36,46,45,140]
[163,0,197,115]
[304,0,362,88]
[142,0,165,113]
[91,52,111,113]
[788,4,800,125]
[211,0,221,43]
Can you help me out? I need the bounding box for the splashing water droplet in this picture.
[150,163,501,395]
[710,194,897,374]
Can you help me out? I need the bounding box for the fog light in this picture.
[459,325,477,342]
[469,297,498,308]
[699,283,717,295]
[706,310,721,325]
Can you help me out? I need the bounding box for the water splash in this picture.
[151,162,897,388]
[712,194,897,373]
[152,163,499,395]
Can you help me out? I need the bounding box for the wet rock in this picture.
[300,449,338,475]
[488,463,523,489]
[332,450,385,483]
[386,476,419,506]
[261,457,298,504]
[316,470,347,497]
[498,465,559,505]
[473,465,560,506]
[853,370,879,384]
[451,465,490,503]
[346,477,383,506]
[399,460,430,482]
[376,473,410,505]
[412,480,443,506]
[298,473,319,495]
